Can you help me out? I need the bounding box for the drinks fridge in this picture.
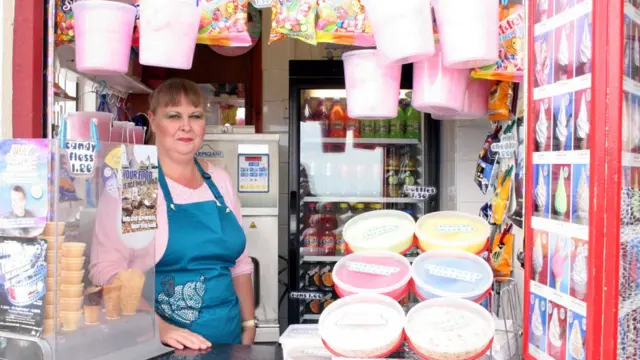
[286,60,441,325]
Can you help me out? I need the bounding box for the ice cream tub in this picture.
[319,293,405,358]
[342,50,402,119]
[415,211,490,254]
[279,324,323,357]
[411,249,493,303]
[332,251,411,301]
[284,344,332,360]
[405,298,495,360]
[412,44,470,115]
[343,210,416,254]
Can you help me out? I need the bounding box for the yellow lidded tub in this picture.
[415,211,490,254]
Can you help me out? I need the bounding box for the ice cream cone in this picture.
[103,279,123,320]
[60,284,84,298]
[535,272,540,282]
[116,269,145,315]
[555,279,562,291]
[60,311,83,331]
[44,292,56,305]
[46,262,60,278]
[46,278,58,292]
[59,296,83,311]
[555,140,566,151]
[84,305,101,325]
[61,257,86,271]
[43,319,57,337]
[536,142,545,152]
[44,305,55,319]
[43,222,65,237]
[41,236,65,250]
[61,242,86,258]
[60,270,84,285]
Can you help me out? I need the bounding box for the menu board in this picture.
[618,3,640,358]
[529,0,592,359]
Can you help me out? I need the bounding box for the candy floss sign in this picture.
[65,141,97,176]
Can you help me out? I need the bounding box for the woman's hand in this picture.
[159,318,212,350]
[241,326,256,345]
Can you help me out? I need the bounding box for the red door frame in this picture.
[12,0,45,138]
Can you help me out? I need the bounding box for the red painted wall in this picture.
[12,0,45,138]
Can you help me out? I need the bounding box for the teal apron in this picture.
[154,159,246,344]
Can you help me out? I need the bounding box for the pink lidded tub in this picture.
[333,251,411,301]
[66,112,113,142]
[412,44,470,115]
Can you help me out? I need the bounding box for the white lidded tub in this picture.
[343,210,415,254]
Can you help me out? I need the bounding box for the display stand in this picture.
[0,139,171,360]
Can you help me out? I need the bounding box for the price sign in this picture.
[289,291,324,300]
[65,141,97,176]
[404,185,437,199]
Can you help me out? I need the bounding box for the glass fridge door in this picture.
[294,88,431,322]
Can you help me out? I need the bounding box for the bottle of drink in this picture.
[360,120,375,138]
[320,220,336,256]
[329,98,347,138]
[345,115,360,138]
[314,99,329,137]
[303,96,313,121]
[336,202,352,227]
[389,107,406,138]
[352,203,366,216]
[301,226,319,255]
[375,118,390,138]
[369,203,383,212]
[305,202,319,229]
[405,105,421,140]
[321,202,337,229]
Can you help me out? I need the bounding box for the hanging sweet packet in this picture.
[270,0,318,45]
[55,0,76,46]
[471,3,525,82]
[490,223,514,279]
[197,0,252,47]
[488,81,514,121]
[474,126,501,194]
[315,0,374,46]
[491,165,514,225]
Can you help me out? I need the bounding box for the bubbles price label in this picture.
[289,291,324,300]
[404,186,437,200]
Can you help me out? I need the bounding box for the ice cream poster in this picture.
[575,14,591,77]
[534,31,554,88]
[535,98,552,152]
[549,233,570,294]
[566,311,586,360]
[547,301,568,360]
[570,238,588,301]
[532,230,549,285]
[572,89,590,151]
[534,164,551,218]
[120,145,158,234]
[571,164,589,225]
[553,93,574,152]
[0,140,49,238]
[0,239,47,337]
[530,293,548,352]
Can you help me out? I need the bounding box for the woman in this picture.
[89,79,255,350]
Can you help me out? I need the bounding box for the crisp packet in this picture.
[490,224,514,279]
[270,0,318,45]
[316,0,374,46]
[491,165,513,225]
[55,0,76,46]
[488,81,514,121]
[197,0,252,47]
[474,126,501,194]
[472,4,525,82]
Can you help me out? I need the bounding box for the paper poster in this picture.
[0,238,47,337]
[120,145,158,234]
[238,154,269,193]
[0,140,49,238]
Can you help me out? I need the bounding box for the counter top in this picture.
[153,344,283,360]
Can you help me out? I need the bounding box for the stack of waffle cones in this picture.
[101,269,145,320]
[42,222,87,334]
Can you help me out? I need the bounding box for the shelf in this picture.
[311,137,420,145]
[302,196,423,204]
[302,255,417,262]
[56,44,152,95]
[301,314,321,321]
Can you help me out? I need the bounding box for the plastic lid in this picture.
[285,344,332,360]
[332,251,411,297]
[279,324,322,348]
[411,249,492,299]
[342,49,378,60]
[319,294,405,358]
[405,298,495,360]
[343,210,415,252]
[415,211,490,251]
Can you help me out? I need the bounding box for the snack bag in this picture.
[490,224,514,278]
[488,81,514,121]
[474,126,501,194]
[55,0,76,46]
[315,0,374,46]
[198,0,252,47]
[491,165,514,225]
[270,0,318,45]
[471,3,525,82]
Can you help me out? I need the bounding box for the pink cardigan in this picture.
[88,163,254,286]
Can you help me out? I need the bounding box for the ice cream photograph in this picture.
[624,19,634,79]
[530,294,548,352]
[549,233,570,294]
[567,312,586,360]
[537,0,551,23]
[630,93,640,153]
[573,89,590,150]
[554,0,574,15]
[553,93,574,151]
[623,92,632,152]
[571,164,589,225]
[547,302,568,359]
[570,239,588,301]
[534,164,551,218]
[532,229,550,285]
[552,164,572,222]
[535,32,553,87]
[535,99,552,152]
[575,15,591,77]
[555,23,574,82]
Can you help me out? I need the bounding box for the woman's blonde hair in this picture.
[149,78,204,114]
